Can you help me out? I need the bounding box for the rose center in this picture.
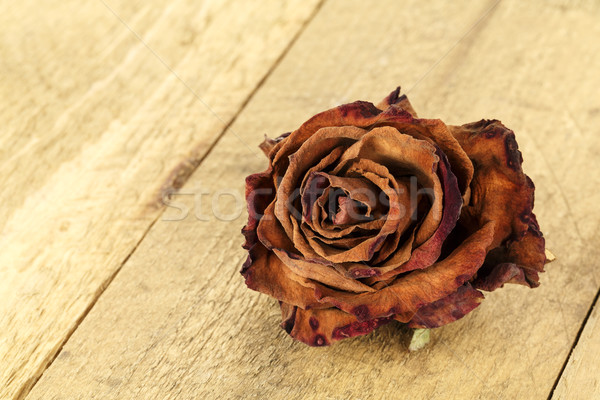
[330,194,372,225]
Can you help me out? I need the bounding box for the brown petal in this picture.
[374,147,462,281]
[278,127,428,265]
[450,120,534,247]
[314,222,495,322]
[280,303,394,346]
[272,247,376,293]
[270,102,383,173]
[371,105,474,203]
[473,263,533,291]
[337,158,418,274]
[241,242,328,310]
[333,196,366,225]
[364,177,415,264]
[300,172,330,223]
[506,215,546,279]
[299,146,346,216]
[311,156,424,279]
[305,172,382,224]
[309,185,385,239]
[259,132,291,157]
[242,169,275,250]
[335,126,439,178]
[275,126,367,241]
[309,160,394,241]
[296,167,407,264]
[376,86,418,117]
[334,126,444,247]
[415,119,473,204]
[292,194,401,263]
[406,283,484,328]
[302,231,371,250]
[257,202,374,293]
[474,215,546,290]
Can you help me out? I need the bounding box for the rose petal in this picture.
[450,120,535,247]
[259,131,291,156]
[300,156,422,279]
[275,126,367,241]
[333,126,444,247]
[301,173,330,222]
[241,242,329,310]
[450,120,546,283]
[307,173,382,223]
[413,118,473,204]
[363,177,415,263]
[296,168,409,263]
[299,146,346,217]
[304,235,371,250]
[474,216,546,290]
[242,169,275,250]
[257,202,374,293]
[333,196,367,225]
[280,302,394,346]
[272,247,376,293]
[473,263,532,291]
[277,128,425,265]
[310,186,385,239]
[376,86,418,117]
[406,283,484,328]
[308,161,394,240]
[291,193,401,263]
[270,101,383,173]
[374,147,462,281]
[314,222,495,322]
[337,159,418,273]
[507,213,546,271]
[370,105,474,202]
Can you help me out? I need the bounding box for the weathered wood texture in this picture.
[0,1,322,398]
[553,298,600,400]
[7,0,600,399]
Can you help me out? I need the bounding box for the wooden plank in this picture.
[28,0,600,399]
[552,297,600,400]
[0,1,323,398]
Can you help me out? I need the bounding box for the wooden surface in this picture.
[0,1,322,398]
[553,299,600,400]
[1,0,599,399]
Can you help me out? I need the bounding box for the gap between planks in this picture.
[548,286,600,400]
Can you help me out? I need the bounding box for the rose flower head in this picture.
[241,87,548,346]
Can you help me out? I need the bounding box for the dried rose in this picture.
[241,87,548,346]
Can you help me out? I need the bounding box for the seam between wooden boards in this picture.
[20,1,327,399]
[547,286,600,400]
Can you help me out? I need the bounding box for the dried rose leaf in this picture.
[409,329,431,352]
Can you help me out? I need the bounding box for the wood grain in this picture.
[552,297,600,399]
[0,1,322,398]
[24,0,600,399]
